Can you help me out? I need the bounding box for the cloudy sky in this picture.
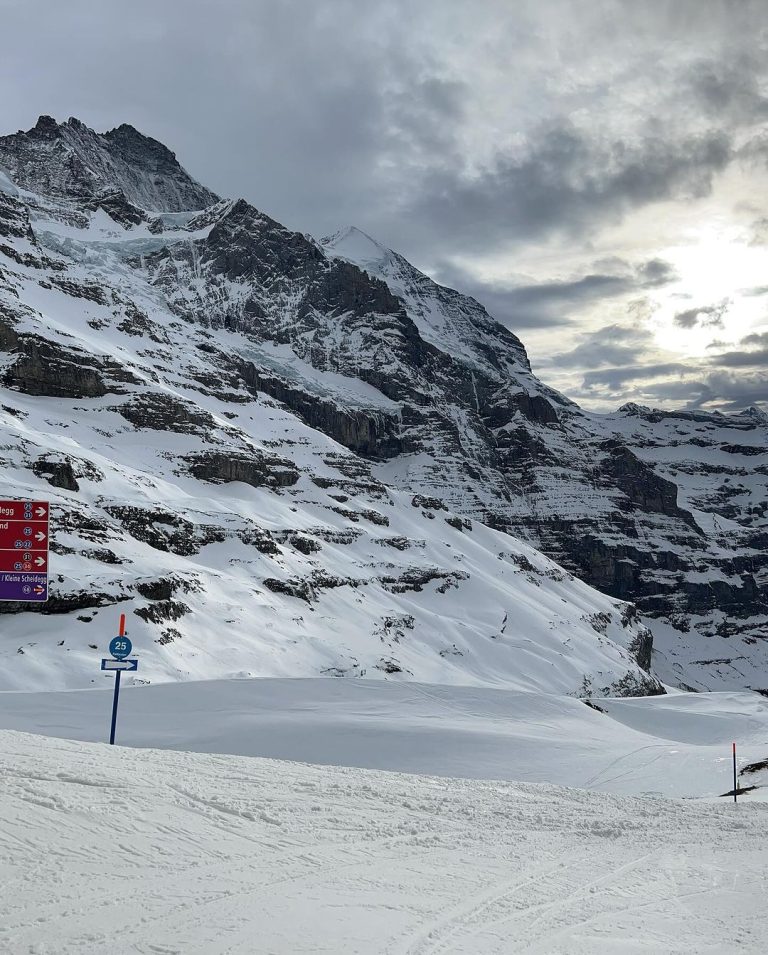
[2,0,767,412]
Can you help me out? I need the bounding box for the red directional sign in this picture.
[0,501,48,521]
[0,550,47,572]
[0,500,50,602]
[0,525,48,549]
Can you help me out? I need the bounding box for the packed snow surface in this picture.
[2,725,767,954]
[2,678,768,800]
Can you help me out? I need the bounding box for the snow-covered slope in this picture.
[322,228,768,690]
[2,727,768,953]
[0,115,765,693]
[0,129,658,697]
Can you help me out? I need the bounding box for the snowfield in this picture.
[2,726,767,954]
[3,677,768,801]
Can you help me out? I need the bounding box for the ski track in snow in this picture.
[1,729,767,954]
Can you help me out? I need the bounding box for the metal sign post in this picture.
[102,613,138,745]
[0,500,50,602]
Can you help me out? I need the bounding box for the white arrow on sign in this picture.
[34,557,45,567]
[34,531,46,542]
[35,507,47,517]
[101,658,139,671]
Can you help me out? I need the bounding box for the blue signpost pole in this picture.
[107,613,130,746]
[109,669,122,745]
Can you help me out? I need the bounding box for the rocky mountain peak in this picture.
[0,115,218,212]
[745,405,768,423]
[102,122,188,172]
[322,226,392,269]
[31,114,60,136]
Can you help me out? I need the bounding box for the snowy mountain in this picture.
[0,115,764,693]
[322,230,768,690]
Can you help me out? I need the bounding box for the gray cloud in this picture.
[640,372,768,413]
[403,123,732,254]
[436,258,676,331]
[688,54,768,121]
[709,349,768,368]
[706,331,768,367]
[741,332,768,347]
[549,323,654,369]
[673,300,730,329]
[573,352,768,413]
[738,130,768,167]
[638,258,679,287]
[580,362,692,390]
[0,1,760,255]
[565,314,768,410]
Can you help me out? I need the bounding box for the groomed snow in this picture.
[2,678,768,800]
[2,726,767,954]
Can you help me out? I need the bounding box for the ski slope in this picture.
[2,726,767,954]
[2,678,768,800]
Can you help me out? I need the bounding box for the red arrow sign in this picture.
[0,525,48,549]
[0,500,49,521]
[0,549,47,572]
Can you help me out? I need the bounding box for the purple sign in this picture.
[0,572,48,601]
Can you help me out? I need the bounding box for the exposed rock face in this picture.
[0,330,139,398]
[32,456,79,491]
[81,188,147,227]
[0,116,217,211]
[0,191,35,243]
[0,116,765,693]
[236,361,402,458]
[599,441,697,526]
[115,393,215,433]
[184,451,299,489]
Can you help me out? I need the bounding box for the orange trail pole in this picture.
[119,613,126,637]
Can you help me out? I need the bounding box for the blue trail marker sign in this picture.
[109,636,132,660]
[103,613,138,745]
